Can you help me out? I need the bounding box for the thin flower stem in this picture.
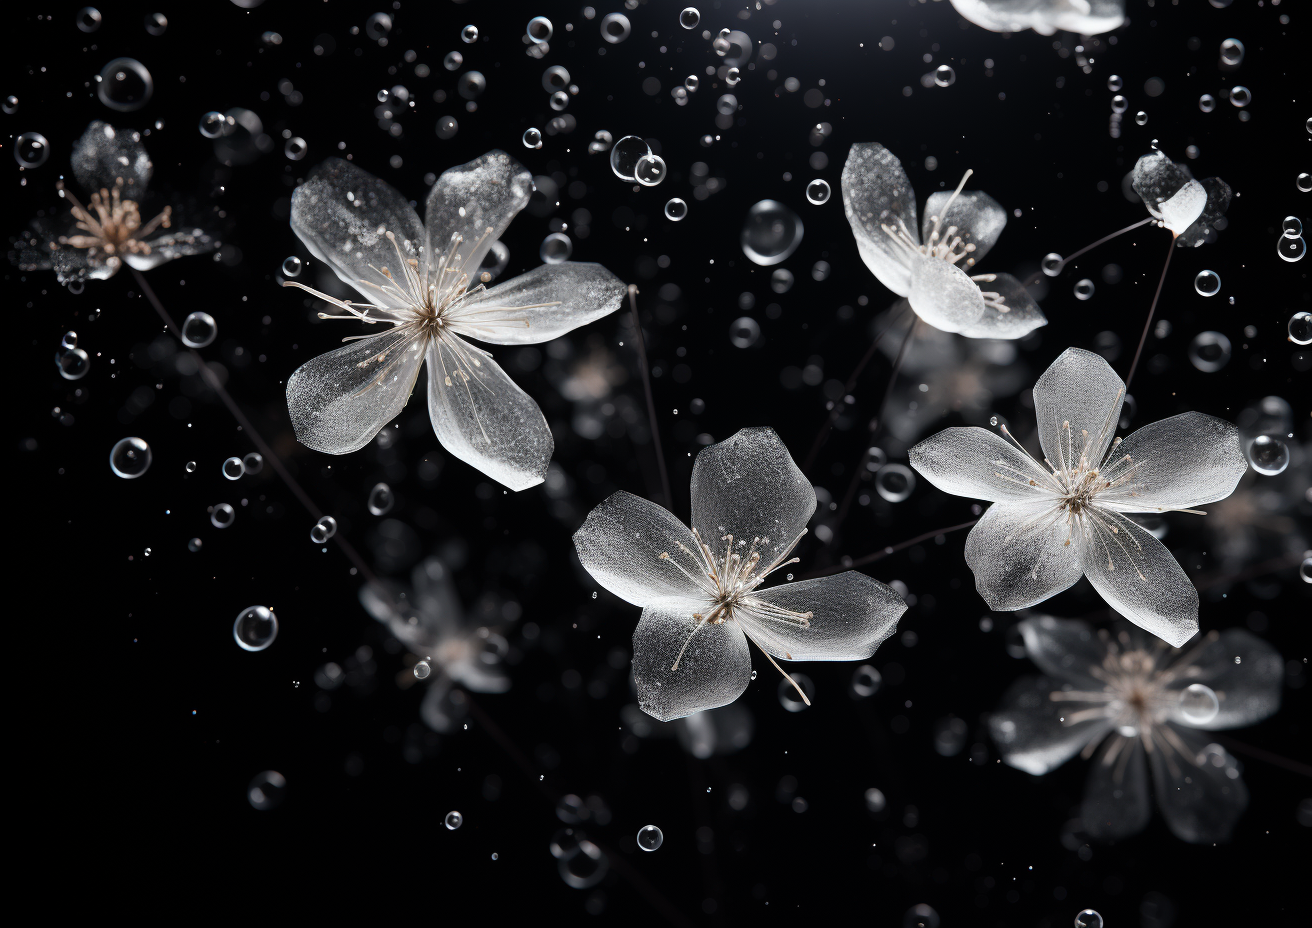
[1211,734,1312,779]
[801,305,911,475]
[129,267,379,588]
[627,284,673,509]
[801,517,980,580]
[1124,236,1176,389]
[1024,216,1158,286]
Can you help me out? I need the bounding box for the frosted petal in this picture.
[949,0,1125,35]
[633,601,752,722]
[451,262,626,346]
[921,189,1006,266]
[1132,151,1205,235]
[425,334,552,491]
[573,491,708,607]
[424,150,533,286]
[71,120,152,194]
[1151,728,1248,844]
[690,427,816,571]
[1158,180,1207,237]
[286,327,426,454]
[909,426,1057,503]
[1081,735,1152,841]
[908,256,985,333]
[291,158,426,311]
[1077,515,1197,646]
[411,557,464,634]
[1176,176,1232,248]
[1033,348,1125,473]
[1018,615,1110,688]
[842,143,920,296]
[989,675,1113,775]
[1098,412,1247,513]
[741,572,905,662]
[955,273,1048,339]
[1166,630,1283,730]
[964,501,1085,611]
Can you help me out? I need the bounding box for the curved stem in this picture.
[627,284,672,509]
[1124,236,1176,390]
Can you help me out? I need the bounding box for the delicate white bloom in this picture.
[948,0,1125,36]
[573,427,907,721]
[990,616,1282,843]
[842,143,1047,339]
[909,348,1248,646]
[284,152,626,490]
[1132,151,1232,246]
[360,557,510,732]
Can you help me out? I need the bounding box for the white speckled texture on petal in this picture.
[633,601,753,722]
[955,272,1048,339]
[71,120,153,193]
[921,189,1006,267]
[451,262,626,345]
[965,501,1086,611]
[1077,516,1198,647]
[842,143,920,296]
[743,572,905,662]
[1033,348,1125,472]
[909,256,986,333]
[572,491,707,607]
[424,150,533,284]
[909,426,1056,503]
[1098,412,1248,513]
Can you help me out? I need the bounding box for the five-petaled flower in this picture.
[990,616,1282,843]
[908,348,1248,646]
[948,0,1125,36]
[573,427,907,721]
[1132,150,1232,246]
[283,151,626,490]
[842,142,1047,339]
[10,121,218,285]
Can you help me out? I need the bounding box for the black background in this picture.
[9,0,1308,923]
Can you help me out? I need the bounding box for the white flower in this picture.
[841,143,1047,339]
[573,427,907,721]
[990,616,1283,843]
[1131,150,1233,246]
[948,0,1125,36]
[908,348,1248,646]
[283,152,626,491]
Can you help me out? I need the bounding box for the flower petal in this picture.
[291,158,426,311]
[127,228,221,270]
[1150,727,1249,844]
[633,601,752,722]
[921,189,1006,267]
[690,427,816,571]
[955,273,1048,339]
[989,675,1113,775]
[741,572,905,662]
[286,326,426,454]
[425,334,552,491]
[424,150,533,286]
[1077,514,1198,646]
[1018,615,1111,688]
[842,143,920,296]
[1132,152,1206,235]
[1033,347,1125,472]
[1175,176,1232,248]
[450,262,626,345]
[908,256,985,333]
[1166,630,1283,730]
[411,557,463,633]
[1098,412,1247,513]
[573,491,709,607]
[909,426,1058,503]
[71,121,153,194]
[964,501,1085,611]
[1081,735,1152,841]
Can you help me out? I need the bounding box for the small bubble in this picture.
[247,771,286,810]
[1277,235,1306,263]
[365,12,393,41]
[540,233,573,264]
[778,674,815,712]
[549,90,569,111]
[461,24,478,43]
[97,58,154,112]
[637,825,664,851]
[1298,173,1312,193]
[527,16,553,43]
[664,198,688,221]
[684,75,699,93]
[188,537,203,552]
[851,665,882,698]
[600,12,631,44]
[222,456,245,480]
[77,7,102,33]
[1134,111,1148,126]
[181,311,217,348]
[1073,279,1095,301]
[1074,909,1103,928]
[805,179,831,205]
[725,67,741,86]
[729,317,761,348]
[1283,216,1304,238]
[522,127,543,149]
[185,461,197,473]
[1219,38,1245,66]
[310,515,338,544]
[233,605,278,651]
[1193,270,1221,297]
[211,502,236,529]
[876,464,916,502]
[1187,331,1231,372]
[1248,435,1290,476]
[13,132,50,168]
[1178,683,1219,725]
[1229,85,1251,107]
[414,660,432,680]
[199,111,226,139]
[284,136,307,161]
[679,7,700,29]
[1041,253,1063,276]
[144,12,168,36]
[436,116,459,140]
[242,453,264,474]
[444,51,463,71]
[609,135,652,181]
[1110,95,1127,114]
[445,810,464,830]
[1288,311,1312,345]
[109,437,152,479]
[933,65,955,87]
[1106,75,1123,92]
[368,482,395,515]
[989,416,999,427]
[1199,94,1216,113]
[864,788,887,813]
[56,347,90,380]
[635,153,667,186]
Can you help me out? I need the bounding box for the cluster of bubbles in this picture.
[233,606,278,652]
[609,136,666,187]
[310,515,338,544]
[1277,215,1305,263]
[247,771,286,810]
[56,331,89,381]
[219,452,265,481]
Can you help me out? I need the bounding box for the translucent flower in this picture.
[908,348,1248,646]
[841,143,1047,339]
[10,121,218,285]
[284,152,626,490]
[990,616,1283,843]
[1131,150,1232,247]
[573,427,907,721]
[359,557,510,732]
[948,0,1125,36]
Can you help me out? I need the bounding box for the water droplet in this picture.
[282,255,303,278]
[1178,683,1219,725]
[211,502,235,528]
[368,482,395,515]
[933,65,955,87]
[864,787,887,813]
[527,16,552,43]
[1298,173,1312,193]
[110,438,152,479]
[549,90,569,111]
[540,232,573,264]
[435,116,459,140]
[1106,74,1123,92]
[600,12,631,44]
[876,464,916,502]
[414,660,432,680]
[310,515,338,543]
[1041,253,1063,276]
[729,316,760,348]
[1229,85,1251,107]
[445,810,464,830]
[588,129,614,155]
[713,32,732,56]
[1199,94,1216,113]
[13,132,50,168]
[185,461,197,473]
[770,268,794,294]
[222,456,245,480]
[522,127,543,149]
[199,111,225,138]
[1248,435,1290,476]
[461,24,478,43]
[1283,216,1304,238]
[740,200,803,266]
[443,51,463,71]
[716,93,738,115]
[188,537,202,552]
[1187,331,1231,372]
[851,664,881,698]
[77,7,103,33]
[635,153,667,186]
[609,135,652,181]
[778,674,814,712]
[1074,279,1095,301]
[989,416,1000,427]
[904,904,940,928]
[247,771,286,810]
[1219,38,1245,66]
[1288,311,1312,345]
[805,178,831,205]
[725,67,741,86]
[637,825,664,851]
[284,136,307,161]
[1301,557,1312,584]
[679,7,700,29]
[1134,110,1148,126]
[1193,269,1221,296]
[181,311,217,347]
[1277,235,1306,262]
[233,606,278,652]
[559,840,607,888]
[242,452,263,474]
[144,12,168,36]
[458,71,486,100]
[664,198,688,221]
[56,347,90,380]
[365,12,393,41]
[2,96,17,115]
[684,74,700,93]
[1074,909,1104,928]
[97,58,154,112]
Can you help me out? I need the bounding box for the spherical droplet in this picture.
[233,605,278,652]
[1178,683,1220,725]
[458,71,486,100]
[637,825,664,851]
[181,311,217,348]
[185,461,197,473]
[1283,216,1304,238]
[187,537,203,552]
[1187,331,1231,372]
[600,13,631,44]
[1110,95,1128,114]
[805,178,831,205]
[770,268,794,294]
[282,255,303,278]
[522,127,543,149]
[740,200,803,266]
[414,660,432,680]
[144,12,168,36]
[1041,253,1064,276]
[725,67,741,86]
[716,93,738,115]
[211,502,235,529]
[904,903,940,928]
[1074,279,1095,301]
[851,664,882,698]
[110,437,152,479]
[199,111,226,138]
[1199,94,1216,113]
[445,810,464,830]
[729,316,760,349]
[14,132,50,168]
[933,65,956,87]
[540,232,573,264]
[1107,74,1123,91]
[527,16,553,43]
[549,90,569,112]
[609,135,652,181]
[1288,311,1312,345]
[436,116,459,140]
[77,7,103,33]
[368,482,395,515]
[1134,110,1148,126]
[222,456,245,480]
[1219,38,1245,66]
[864,787,887,813]
[1277,235,1306,263]
[461,24,478,44]
[56,347,90,380]
[284,136,307,161]
[1229,85,1251,107]
[2,95,18,115]
[242,452,263,474]
[635,153,667,186]
[778,674,814,711]
[365,12,393,41]
[876,464,916,502]
[444,51,463,72]
[247,771,286,810]
[684,75,700,93]
[1248,435,1290,476]
[1298,173,1312,193]
[1074,909,1104,928]
[1194,269,1221,296]
[664,198,688,221]
[97,58,154,112]
[679,7,700,29]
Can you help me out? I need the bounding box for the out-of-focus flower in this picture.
[990,616,1282,843]
[909,348,1248,645]
[283,152,625,490]
[842,143,1046,339]
[574,427,907,721]
[10,121,218,285]
[360,557,511,732]
[949,0,1125,36]
[620,702,755,758]
[1131,151,1232,247]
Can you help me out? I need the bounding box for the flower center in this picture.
[56,178,172,260]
